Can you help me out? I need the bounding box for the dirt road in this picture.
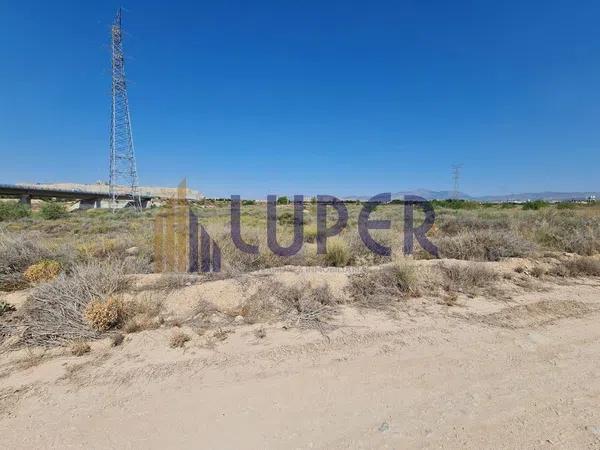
[2,279,600,449]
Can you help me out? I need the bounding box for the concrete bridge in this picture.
[0,183,152,209]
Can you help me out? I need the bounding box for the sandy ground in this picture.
[1,266,600,449]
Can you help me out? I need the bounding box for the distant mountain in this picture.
[343,189,473,201]
[343,190,598,202]
[476,192,599,202]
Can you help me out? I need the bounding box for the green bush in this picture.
[0,202,31,221]
[431,199,480,210]
[277,196,289,205]
[522,200,549,210]
[39,202,68,220]
[556,202,576,210]
[278,211,295,226]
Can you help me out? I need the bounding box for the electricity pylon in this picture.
[452,164,462,200]
[109,8,141,210]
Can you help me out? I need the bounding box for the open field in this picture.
[1,200,600,448]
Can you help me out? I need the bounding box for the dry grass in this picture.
[212,328,232,341]
[436,229,535,261]
[169,331,190,348]
[12,348,46,372]
[348,263,419,309]
[70,340,91,356]
[550,257,600,277]
[254,327,267,339]
[149,273,198,292]
[530,265,546,278]
[120,294,164,334]
[0,232,56,291]
[110,333,125,347]
[325,238,350,267]
[240,281,336,330]
[437,262,499,295]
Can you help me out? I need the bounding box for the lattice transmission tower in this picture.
[451,164,462,200]
[109,8,141,210]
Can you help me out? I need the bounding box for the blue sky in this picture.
[1,1,600,198]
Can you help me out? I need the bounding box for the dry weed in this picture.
[84,297,124,332]
[438,262,499,294]
[70,340,91,356]
[23,259,62,284]
[254,327,267,339]
[348,263,418,309]
[110,333,125,347]
[240,281,336,330]
[550,257,600,277]
[169,331,190,348]
[6,260,129,347]
[120,293,164,334]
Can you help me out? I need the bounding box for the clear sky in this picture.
[1,1,599,198]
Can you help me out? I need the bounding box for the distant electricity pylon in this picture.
[451,164,462,200]
[109,8,141,210]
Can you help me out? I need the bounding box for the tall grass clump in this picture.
[437,262,499,294]
[436,229,535,261]
[325,238,350,267]
[348,263,419,309]
[550,257,600,277]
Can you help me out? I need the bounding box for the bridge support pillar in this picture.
[19,195,32,208]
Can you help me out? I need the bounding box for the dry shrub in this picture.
[438,262,498,294]
[254,327,267,339]
[169,331,190,348]
[241,281,336,330]
[281,284,336,329]
[123,255,153,275]
[151,273,198,292]
[212,328,231,341]
[437,229,535,261]
[70,340,91,356]
[325,238,350,267]
[180,299,220,333]
[530,266,546,278]
[76,238,126,259]
[84,297,124,332]
[550,257,600,277]
[23,259,61,284]
[110,333,125,347]
[533,215,600,256]
[7,260,130,347]
[348,263,418,309]
[0,232,54,291]
[120,294,164,333]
